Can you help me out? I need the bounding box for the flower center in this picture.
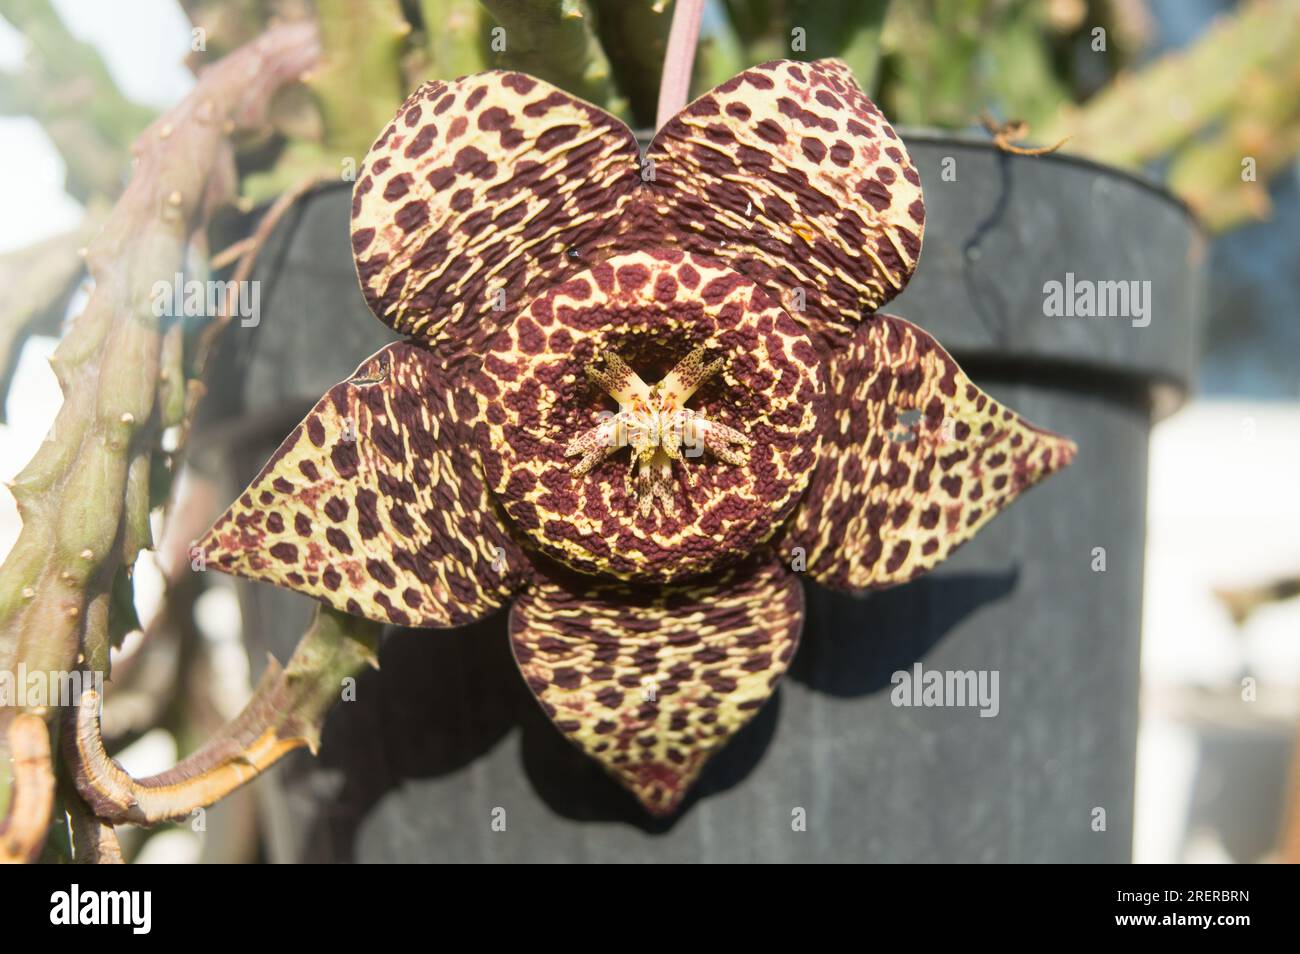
[474,249,825,583]
[564,348,750,518]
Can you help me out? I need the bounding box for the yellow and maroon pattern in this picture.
[200,343,527,627]
[472,249,825,584]
[638,58,926,349]
[511,558,802,816]
[780,316,1077,590]
[195,59,1079,817]
[350,70,642,367]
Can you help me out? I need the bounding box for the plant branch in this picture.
[307,0,411,161]
[65,603,380,825]
[481,0,624,113]
[0,714,55,863]
[0,20,321,823]
[1041,0,1300,168]
[417,0,490,81]
[65,787,123,864]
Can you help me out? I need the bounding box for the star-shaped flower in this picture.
[200,59,1075,816]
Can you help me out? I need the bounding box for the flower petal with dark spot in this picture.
[199,342,528,627]
[474,250,825,583]
[350,71,643,367]
[510,558,802,816]
[636,58,925,351]
[779,315,1076,589]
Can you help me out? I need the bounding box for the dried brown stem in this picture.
[0,714,55,864]
[65,603,380,826]
[979,110,1070,156]
[66,791,124,864]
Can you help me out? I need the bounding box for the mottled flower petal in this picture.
[200,343,527,627]
[473,249,825,583]
[781,315,1076,590]
[350,71,642,366]
[641,58,925,348]
[511,558,803,815]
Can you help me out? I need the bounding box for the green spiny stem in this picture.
[418,0,490,80]
[0,20,321,827]
[480,0,625,114]
[1166,68,1300,231]
[158,323,187,429]
[308,0,411,161]
[80,582,114,689]
[1041,0,1300,168]
[179,0,274,66]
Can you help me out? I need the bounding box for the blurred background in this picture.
[0,0,1297,862]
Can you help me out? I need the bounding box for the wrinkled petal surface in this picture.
[473,249,825,583]
[350,71,642,366]
[639,58,925,348]
[781,315,1076,589]
[511,558,803,815]
[200,343,527,627]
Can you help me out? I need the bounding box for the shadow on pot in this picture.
[792,569,1021,697]
[285,570,1011,856]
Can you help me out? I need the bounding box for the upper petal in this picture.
[199,342,528,627]
[350,71,642,367]
[781,315,1076,590]
[639,58,925,348]
[511,557,803,816]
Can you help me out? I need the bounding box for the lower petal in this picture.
[510,558,803,815]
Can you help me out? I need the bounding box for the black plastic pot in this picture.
[195,131,1202,862]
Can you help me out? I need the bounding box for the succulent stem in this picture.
[481,0,625,114]
[65,603,380,826]
[0,20,322,850]
[0,714,55,863]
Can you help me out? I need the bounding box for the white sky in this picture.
[0,1,192,545]
[0,0,193,253]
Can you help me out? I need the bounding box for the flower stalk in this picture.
[655,0,705,129]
